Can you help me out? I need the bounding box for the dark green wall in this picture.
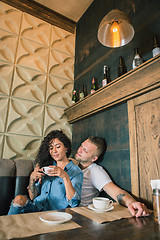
[72,0,160,193]
[72,103,130,191]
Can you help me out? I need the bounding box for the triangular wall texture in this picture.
[0,2,75,160]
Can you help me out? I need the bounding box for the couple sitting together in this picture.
[8,130,150,217]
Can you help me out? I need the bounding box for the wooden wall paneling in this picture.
[127,99,140,198]
[128,88,160,206]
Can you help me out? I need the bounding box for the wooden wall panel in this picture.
[128,88,160,206]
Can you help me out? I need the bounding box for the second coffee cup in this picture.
[93,197,113,209]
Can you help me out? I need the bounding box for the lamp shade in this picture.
[98,9,134,48]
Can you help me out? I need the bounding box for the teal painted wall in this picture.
[72,103,130,192]
[72,0,160,194]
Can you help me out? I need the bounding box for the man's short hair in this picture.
[88,136,107,157]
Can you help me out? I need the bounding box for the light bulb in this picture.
[111,22,119,32]
[110,21,120,47]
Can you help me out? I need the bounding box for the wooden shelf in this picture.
[64,55,160,123]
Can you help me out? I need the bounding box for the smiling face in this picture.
[49,138,68,162]
[75,139,98,167]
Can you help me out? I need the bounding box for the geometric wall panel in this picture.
[16,38,49,72]
[21,13,51,46]
[44,105,72,139]
[6,98,44,136]
[51,26,75,56]
[0,133,4,158]
[0,61,14,96]
[3,134,41,160]
[0,2,75,160]
[0,96,9,132]
[0,2,21,35]
[49,51,74,80]
[0,29,18,63]
[47,75,73,108]
[11,66,47,103]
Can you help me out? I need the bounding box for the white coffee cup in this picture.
[93,197,113,210]
[42,166,51,175]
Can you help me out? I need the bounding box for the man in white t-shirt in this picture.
[75,136,150,217]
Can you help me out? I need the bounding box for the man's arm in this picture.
[103,182,150,217]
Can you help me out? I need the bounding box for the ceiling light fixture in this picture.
[97,8,135,48]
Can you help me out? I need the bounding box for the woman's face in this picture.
[49,138,67,162]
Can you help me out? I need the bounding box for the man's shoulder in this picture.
[84,163,104,175]
[90,163,104,170]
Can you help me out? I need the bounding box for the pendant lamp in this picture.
[98,9,134,48]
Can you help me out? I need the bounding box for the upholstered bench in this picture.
[0,158,33,215]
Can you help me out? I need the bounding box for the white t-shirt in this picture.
[80,163,112,207]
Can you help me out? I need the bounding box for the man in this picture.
[75,136,150,217]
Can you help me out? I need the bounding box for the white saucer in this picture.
[39,212,72,224]
[88,204,114,213]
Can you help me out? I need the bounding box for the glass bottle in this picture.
[91,77,96,94]
[79,85,85,100]
[71,90,77,104]
[118,56,127,77]
[102,65,109,87]
[132,48,143,69]
[152,35,160,57]
[153,188,160,223]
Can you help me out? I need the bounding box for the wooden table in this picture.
[8,207,160,240]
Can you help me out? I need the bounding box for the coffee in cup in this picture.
[93,197,113,210]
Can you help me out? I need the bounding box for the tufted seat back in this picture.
[0,158,33,215]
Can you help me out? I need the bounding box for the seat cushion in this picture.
[0,159,16,215]
[14,159,34,197]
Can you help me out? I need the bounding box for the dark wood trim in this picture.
[65,54,160,123]
[1,0,76,33]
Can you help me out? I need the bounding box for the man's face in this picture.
[75,139,98,165]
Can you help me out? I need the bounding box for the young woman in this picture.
[8,130,83,215]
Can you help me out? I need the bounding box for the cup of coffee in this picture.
[42,166,51,175]
[93,197,113,210]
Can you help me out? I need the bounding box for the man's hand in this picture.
[128,202,151,217]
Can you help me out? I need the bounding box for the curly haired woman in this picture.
[8,130,83,215]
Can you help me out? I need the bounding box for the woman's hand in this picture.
[28,166,44,200]
[46,166,67,179]
[30,165,45,183]
[45,165,75,201]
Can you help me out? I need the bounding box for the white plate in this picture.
[88,204,114,213]
[39,212,72,224]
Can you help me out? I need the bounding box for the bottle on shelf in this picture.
[71,89,77,104]
[118,56,127,77]
[91,77,96,94]
[79,85,85,100]
[84,85,88,97]
[102,65,109,87]
[132,48,143,69]
[152,35,160,57]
